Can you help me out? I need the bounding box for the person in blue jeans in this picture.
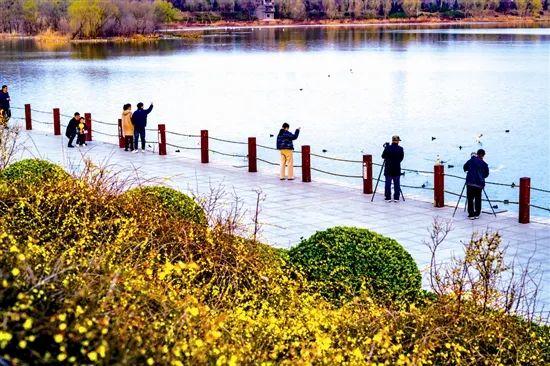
[131,102,153,153]
[381,135,404,202]
[463,149,489,219]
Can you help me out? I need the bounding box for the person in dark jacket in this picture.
[131,102,153,153]
[0,85,11,120]
[276,122,300,180]
[381,135,404,202]
[463,149,489,219]
[65,112,81,148]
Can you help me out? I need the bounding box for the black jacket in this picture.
[131,104,153,129]
[65,118,79,137]
[276,129,300,150]
[382,143,404,176]
[0,91,10,110]
[463,156,489,188]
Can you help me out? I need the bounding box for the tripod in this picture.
[371,160,405,202]
[452,182,497,218]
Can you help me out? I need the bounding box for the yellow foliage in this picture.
[0,163,548,365]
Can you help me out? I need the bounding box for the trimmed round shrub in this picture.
[121,186,206,225]
[0,158,68,184]
[288,226,421,303]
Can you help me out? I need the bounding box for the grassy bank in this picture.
[0,153,548,365]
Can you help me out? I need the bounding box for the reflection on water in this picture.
[1,22,548,59]
[0,23,549,214]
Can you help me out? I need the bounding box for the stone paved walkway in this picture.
[15,130,550,316]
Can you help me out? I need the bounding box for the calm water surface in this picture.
[1,23,549,214]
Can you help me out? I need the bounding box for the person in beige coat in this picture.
[121,104,134,151]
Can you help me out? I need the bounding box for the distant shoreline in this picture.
[162,15,550,32]
[1,15,549,43]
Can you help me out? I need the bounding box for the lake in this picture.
[1,22,549,215]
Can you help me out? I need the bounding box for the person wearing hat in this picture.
[381,135,404,202]
[463,149,489,219]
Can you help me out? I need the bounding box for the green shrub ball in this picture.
[289,226,421,303]
[123,186,206,225]
[0,158,68,183]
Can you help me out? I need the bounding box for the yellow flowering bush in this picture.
[0,161,548,365]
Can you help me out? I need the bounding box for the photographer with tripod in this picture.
[381,135,404,202]
[463,149,489,219]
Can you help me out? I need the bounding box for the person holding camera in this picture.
[463,149,489,219]
[381,135,404,202]
[276,122,300,180]
[131,102,153,153]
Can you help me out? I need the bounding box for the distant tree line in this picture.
[170,0,545,21]
[0,0,546,38]
[0,0,181,37]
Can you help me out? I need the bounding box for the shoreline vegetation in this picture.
[0,15,548,44]
[0,0,548,43]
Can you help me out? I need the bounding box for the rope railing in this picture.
[209,149,247,158]
[210,136,248,145]
[93,130,118,138]
[402,167,433,174]
[257,144,278,151]
[30,108,55,115]
[166,142,201,150]
[257,158,278,166]
[30,119,53,126]
[310,152,362,164]
[14,104,549,219]
[166,131,200,138]
[92,118,118,127]
[310,167,362,179]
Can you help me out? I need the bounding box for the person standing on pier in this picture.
[463,149,489,219]
[382,135,404,202]
[76,117,87,147]
[65,112,81,148]
[131,102,153,153]
[276,122,300,180]
[0,85,11,121]
[121,104,134,151]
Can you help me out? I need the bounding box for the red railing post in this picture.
[519,177,530,224]
[158,124,167,156]
[201,130,209,163]
[24,104,32,130]
[84,113,92,142]
[434,164,444,208]
[53,108,61,135]
[118,118,125,148]
[248,137,257,173]
[301,145,311,183]
[363,154,373,194]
